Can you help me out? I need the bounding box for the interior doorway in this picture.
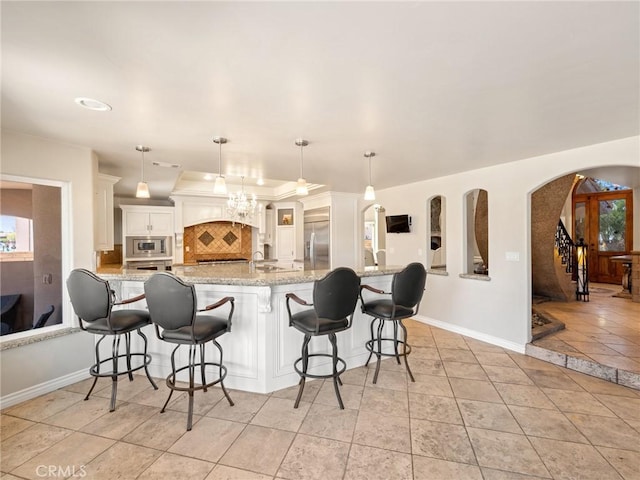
[572,179,633,284]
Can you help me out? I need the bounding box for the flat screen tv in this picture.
[385,214,411,233]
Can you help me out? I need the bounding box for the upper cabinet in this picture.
[274,202,303,261]
[121,205,174,237]
[94,173,120,251]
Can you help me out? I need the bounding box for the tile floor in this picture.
[2,320,640,480]
[531,283,640,389]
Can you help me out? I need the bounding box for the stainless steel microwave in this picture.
[126,236,172,258]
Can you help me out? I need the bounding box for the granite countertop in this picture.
[96,263,404,286]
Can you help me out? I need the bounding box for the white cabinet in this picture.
[121,206,174,236]
[264,209,275,245]
[94,173,120,251]
[274,203,303,261]
[276,226,295,261]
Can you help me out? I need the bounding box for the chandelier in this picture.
[227,176,257,225]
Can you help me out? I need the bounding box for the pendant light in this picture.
[364,151,376,201]
[295,138,309,196]
[135,145,151,198]
[212,136,228,195]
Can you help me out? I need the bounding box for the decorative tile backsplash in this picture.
[183,221,252,263]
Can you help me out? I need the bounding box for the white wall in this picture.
[1,130,96,402]
[373,136,639,349]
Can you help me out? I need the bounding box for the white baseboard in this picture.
[415,315,526,354]
[0,369,90,410]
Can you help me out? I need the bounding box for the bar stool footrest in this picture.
[294,353,346,379]
[365,338,412,357]
[166,362,228,393]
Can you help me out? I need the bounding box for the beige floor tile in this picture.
[11,432,114,480]
[564,370,640,398]
[566,413,640,452]
[413,456,483,480]
[434,337,470,350]
[83,441,161,479]
[165,386,225,416]
[3,389,84,422]
[219,425,295,476]
[344,444,412,480]
[564,340,623,355]
[405,358,446,376]
[481,468,550,479]
[508,354,561,371]
[80,402,158,439]
[298,402,357,442]
[465,339,506,354]
[41,396,111,430]
[340,367,368,386]
[138,452,214,480]
[410,418,476,464]
[168,416,245,462]
[0,423,72,472]
[411,346,441,360]
[0,415,35,441]
[314,380,363,409]
[449,378,503,403]
[205,464,272,480]
[375,357,410,374]
[359,386,409,417]
[494,383,557,410]
[410,335,437,348]
[1,474,26,479]
[353,410,411,453]
[408,373,454,397]
[277,433,349,480]
[127,382,172,408]
[467,427,550,478]
[250,396,310,431]
[271,379,322,403]
[530,437,623,480]
[483,365,535,385]
[474,352,518,368]
[61,376,111,395]
[522,369,584,391]
[122,409,190,450]
[588,354,640,372]
[596,446,640,480]
[93,376,158,403]
[365,366,409,391]
[408,392,463,425]
[543,389,616,416]
[594,393,640,421]
[443,361,489,381]
[457,399,522,434]
[509,405,588,443]
[438,348,478,363]
[206,390,269,423]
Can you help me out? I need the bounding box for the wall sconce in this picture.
[575,238,589,302]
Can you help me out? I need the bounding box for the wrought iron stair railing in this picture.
[555,220,574,274]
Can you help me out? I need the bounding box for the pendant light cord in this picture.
[299,143,304,178]
[141,148,145,182]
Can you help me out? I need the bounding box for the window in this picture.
[428,196,446,271]
[464,189,489,275]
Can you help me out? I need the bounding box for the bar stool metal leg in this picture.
[294,335,311,408]
[399,320,414,382]
[329,333,344,409]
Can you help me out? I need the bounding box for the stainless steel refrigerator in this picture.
[304,208,330,270]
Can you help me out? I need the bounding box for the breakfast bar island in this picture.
[98,263,404,394]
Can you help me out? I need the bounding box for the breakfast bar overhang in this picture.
[98,264,405,394]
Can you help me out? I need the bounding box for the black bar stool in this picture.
[66,269,158,412]
[285,267,361,409]
[143,272,235,431]
[359,262,427,384]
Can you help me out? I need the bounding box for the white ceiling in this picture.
[2,2,639,199]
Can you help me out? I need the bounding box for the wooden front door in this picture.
[573,189,633,284]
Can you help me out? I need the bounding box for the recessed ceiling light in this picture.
[204,174,213,181]
[256,178,264,186]
[152,161,181,169]
[74,97,112,111]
